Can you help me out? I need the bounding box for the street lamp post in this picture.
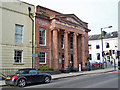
[101,26,112,69]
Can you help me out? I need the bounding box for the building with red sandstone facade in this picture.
[35,5,90,72]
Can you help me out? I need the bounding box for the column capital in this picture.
[51,28,59,32]
[57,29,60,32]
[81,34,85,37]
[73,33,76,36]
[64,30,67,33]
[64,30,70,34]
[76,33,79,36]
[74,33,79,36]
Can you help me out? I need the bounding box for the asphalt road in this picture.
[23,72,119,88]
[2,71,119,89]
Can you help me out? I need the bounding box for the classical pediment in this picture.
[50,14,90,32]
[55,14,85,27]
[65,17,80,24]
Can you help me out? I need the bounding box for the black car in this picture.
[5,68,52,87]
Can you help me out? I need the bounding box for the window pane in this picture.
[61,35,64,48]
[40,58,45,62]
[96,45,100,49]
[16,29,22,34]
[14,50,22,63]
[15,25,23,43]
[39,52,46,63]
[97,53,100,60]
[16,39,22,43]
[106,43,109,48]
[39,29,46,45]
[113,50,115,54]
[29,70,38,74]
[70,37,73,49]
[16,25,22,30]
[89,54,92,60]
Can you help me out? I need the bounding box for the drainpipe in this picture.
[28,7,34,69]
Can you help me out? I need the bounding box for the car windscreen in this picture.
[16,70,29,74]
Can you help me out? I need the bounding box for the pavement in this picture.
[0,67,118,87]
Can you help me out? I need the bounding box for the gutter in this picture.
[28,7,34,69]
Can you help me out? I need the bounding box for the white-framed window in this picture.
[14,50,22,64]
[15,24,23,43]
[39,52,46,64]
[61,35,64,49]
[39,28,46,46]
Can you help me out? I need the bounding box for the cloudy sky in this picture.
[21,0,119,35]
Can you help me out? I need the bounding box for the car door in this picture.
[29,70,39,83]
[37,72,45,82]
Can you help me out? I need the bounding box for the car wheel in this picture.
[17,79,26,87]
[44,76,50,83]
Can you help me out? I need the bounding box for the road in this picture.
[24,72,119,88]
[2,71,119,89]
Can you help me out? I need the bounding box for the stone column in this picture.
[73,33,78,70]
[64,31,69,71]
[81,34,85,69]
[49,30,52,68]
[85,32,89,61]
[53,29,59,70]
[78,35,82,64]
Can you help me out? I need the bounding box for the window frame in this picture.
[39,28,46,46]
[15,24,23,44]
[107,56,110,61]
[14,50,23,64]
[96,45,100,49]
[96,53,100,60]
[106,43,110,48]
[70,37,73,49]
[29,70,38,74]
[39,52,46,64]
[89,54,92,60]
[88,44,92,50]
[112,50,115,54]
[61,35,64,49]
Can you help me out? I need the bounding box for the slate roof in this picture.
[88,31,118,40]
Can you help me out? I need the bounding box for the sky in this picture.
[20,0,119,35]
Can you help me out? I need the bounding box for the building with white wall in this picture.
[0,0,35,74]
[118,1,120,64]
[88,31,118,66]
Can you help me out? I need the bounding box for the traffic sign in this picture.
[32,54,38,57]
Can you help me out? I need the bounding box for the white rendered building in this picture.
[88,31,118,66]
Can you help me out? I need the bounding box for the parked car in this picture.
[5,68,52,87]
[0,73,6,80]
